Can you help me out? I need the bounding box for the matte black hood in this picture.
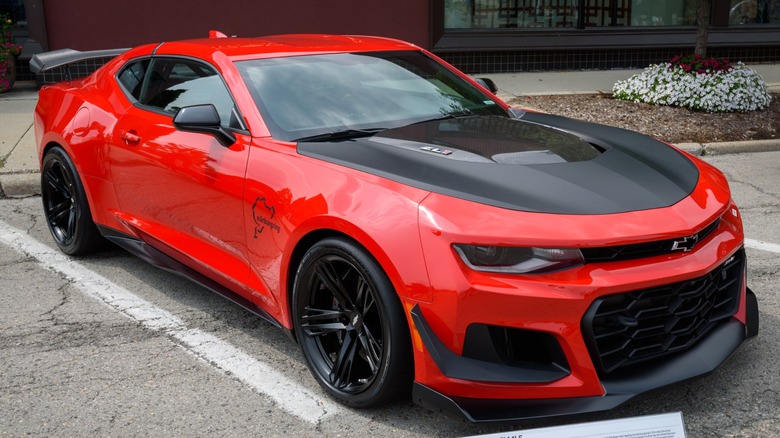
[297,114,699,214]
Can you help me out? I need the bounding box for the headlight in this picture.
[453,244,584,274]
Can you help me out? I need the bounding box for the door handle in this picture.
[120,130,141,144]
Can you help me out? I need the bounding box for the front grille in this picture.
[583,248,744,375]
[581,218,720,263]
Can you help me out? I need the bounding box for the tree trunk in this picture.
[695,0,711,57]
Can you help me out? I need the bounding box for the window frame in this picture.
[116,56,151,102]
[115,55,248,134]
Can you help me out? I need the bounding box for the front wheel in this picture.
[41,147,103,255]
[292,237,412,407]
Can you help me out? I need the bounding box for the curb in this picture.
[0,171,40,198]
[675,139,780,156]
[702,138,780,155]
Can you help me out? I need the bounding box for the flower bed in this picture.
[613,55,772,113]
[1,13,21,93]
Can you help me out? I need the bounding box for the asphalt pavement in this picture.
[2,150,779,436]
[2,64,780,198]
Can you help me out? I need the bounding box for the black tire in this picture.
[41,147,103,255]
[292,237,412,407]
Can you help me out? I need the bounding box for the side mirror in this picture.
[475,77,498,94]
[173,104,236,147]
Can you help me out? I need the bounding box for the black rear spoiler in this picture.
[30,48,128,80]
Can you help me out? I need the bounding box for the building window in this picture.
[445,0,580,29]
[444,0,700,29]
[630,0,697,26]
[729,0,780,24]
[0,0,26,22]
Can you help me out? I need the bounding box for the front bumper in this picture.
[412,288,758,423]
[409,171,755,422]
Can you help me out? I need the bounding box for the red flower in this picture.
[669,53,733,75]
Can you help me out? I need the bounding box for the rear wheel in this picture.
[41,147,103,255]
[292,237,412,407]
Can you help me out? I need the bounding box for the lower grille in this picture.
[583,248,744,375]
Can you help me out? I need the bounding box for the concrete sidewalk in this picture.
[2,64,780,198]
[0,81,39,198]
[491,64,780,98]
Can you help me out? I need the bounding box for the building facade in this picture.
[6,0,780,77]
[435,0,780,71]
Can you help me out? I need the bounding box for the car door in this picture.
[110,56,252,293]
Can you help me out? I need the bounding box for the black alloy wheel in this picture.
[292,237,412,407]
[41,147,103,255]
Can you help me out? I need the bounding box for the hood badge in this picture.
[671,234,699,252]
[421,146,452,156]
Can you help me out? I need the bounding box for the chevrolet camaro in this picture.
[32,33,758,422]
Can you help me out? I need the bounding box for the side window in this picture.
[117,59,150,101]
[139,58,244,130]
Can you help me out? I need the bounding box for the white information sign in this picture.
[465,412,686,438]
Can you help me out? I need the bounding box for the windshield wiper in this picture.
[408,112,475,126]
[295,128,385,143]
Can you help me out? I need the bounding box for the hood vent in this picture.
[377,116,603,165]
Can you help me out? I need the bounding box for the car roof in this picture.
[153,34,420,60]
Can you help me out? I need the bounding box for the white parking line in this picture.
[745,238,780,254]
[0,220,340,425]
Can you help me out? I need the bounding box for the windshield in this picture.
[236,51,508,141]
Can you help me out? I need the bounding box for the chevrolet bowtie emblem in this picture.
[671,234,699,252]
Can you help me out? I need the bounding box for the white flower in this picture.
[612,63,772,112]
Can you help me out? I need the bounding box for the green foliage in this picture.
[0,12,21,92]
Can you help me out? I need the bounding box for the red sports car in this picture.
[32,33,758,422]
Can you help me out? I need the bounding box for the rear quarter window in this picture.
[117,59,150,100]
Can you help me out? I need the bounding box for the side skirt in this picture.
[97,225,290,336]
